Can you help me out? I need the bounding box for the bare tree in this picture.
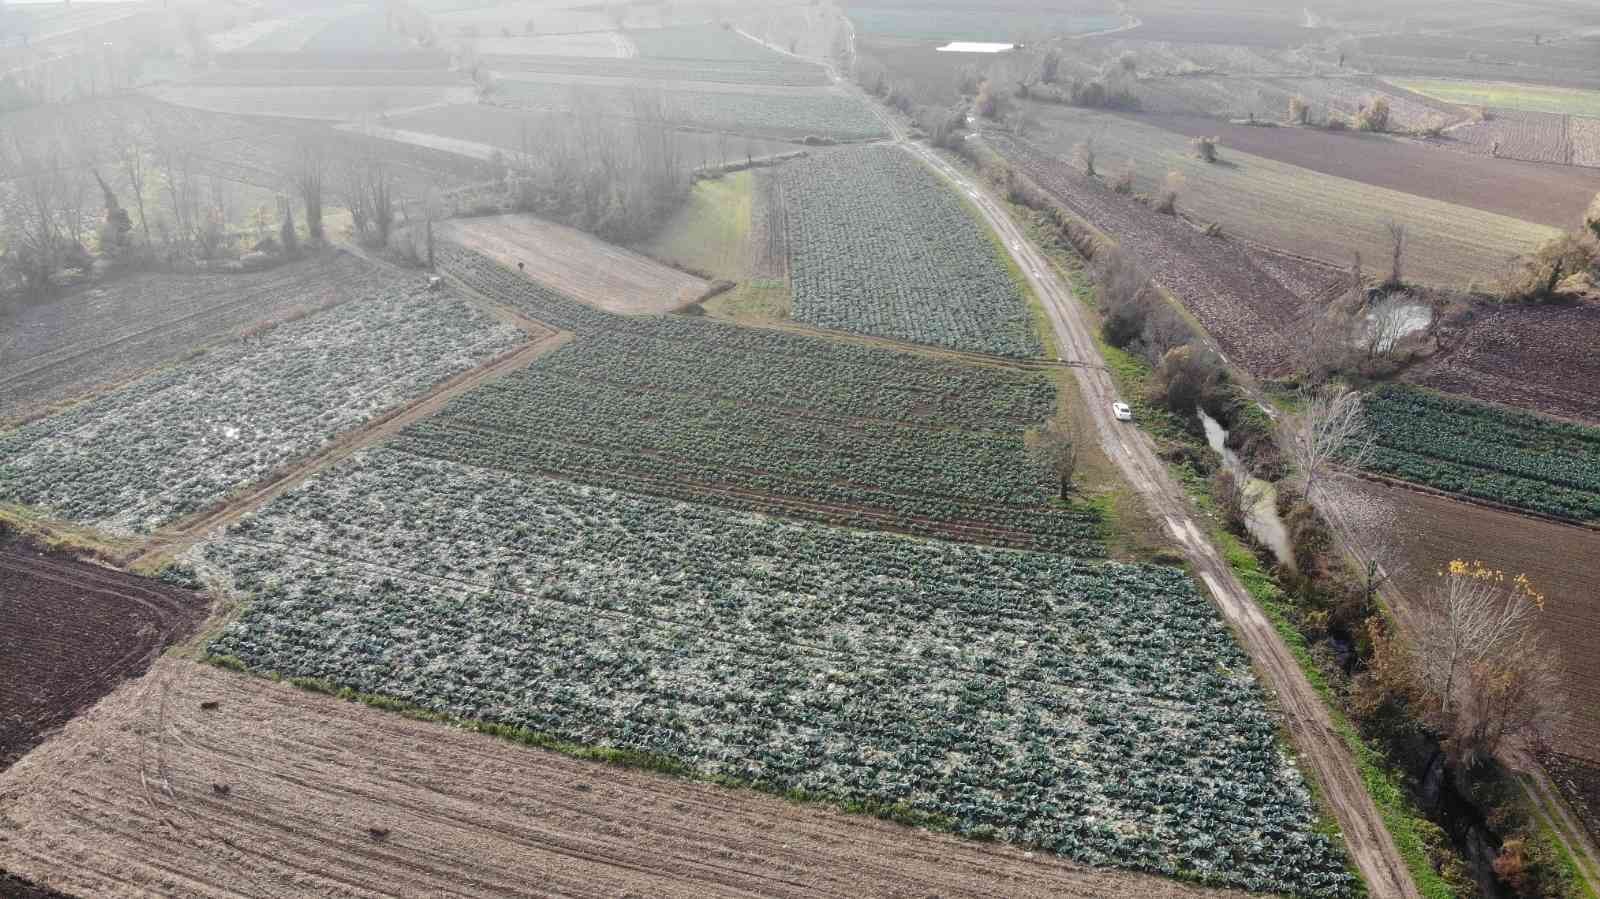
[293,137,327,243]
[1364,295,1414,360]
[1027,415,1078,500]
[0,131,73,292]
[1280,386,1374,504]
[110,109,153,246]
[1154,170,1183,215]
[1073,137,1096,176]
[1409,561,1561,766]
[1385,220,1407,288]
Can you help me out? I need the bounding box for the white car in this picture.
[1112,402,1134,422]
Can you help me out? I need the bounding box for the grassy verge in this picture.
[636,170,754,280]
[1028,226,1456,898]
[703,278,793,322]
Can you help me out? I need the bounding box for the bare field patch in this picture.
[441,215,708,314]
[0,658,1265,899]
[1142,113,1600,229]
[0,548,205,770]
[472,30,633,58]
[1016,104,1560,287]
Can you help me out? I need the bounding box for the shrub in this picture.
[1192,136,1220,163]
[975,80,1008,120]
[1154,171,1183,215]
[1586,191,1600,241]
[1110,162,1135,194]
[1326,114,1349,132]
[1151,344,1226,415]
[1357,96,1391,133]
[1289,94,1309,125]
[1074,139,1096,176]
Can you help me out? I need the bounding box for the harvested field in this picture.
[1407,299,1600,426]
[847,6,1122,41]
[144,84,474,121]
[482,53,829,86]
[1394,78,1600,118]
[472,31,633,58]
[492,79,888,141]
[441,215,708,313]
[183,68,468,87]
[987,130,1338,377]
[631,24,794,62]
[1436,109,1576,166]
[1573,116,1600,167]
[0,253,389,423]
[386,103,806,169]
[0,657,1269,899]
[1335,477,1600,762]
[1142,113,1600,229]
[0,544,206,770]
[1009,105,1560,288]
[1132,77,1453,132]
[1122,13,1325,48]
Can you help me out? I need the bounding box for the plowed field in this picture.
[1335,478,1600,762]
[1142,113,1600,229]
[0,658,1263,899]
[988,130,1338,377]
[1408,299,1600,426]
[0,545,206,770]
[440,215,708,314]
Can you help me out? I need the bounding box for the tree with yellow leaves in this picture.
[1406,560,1563,767]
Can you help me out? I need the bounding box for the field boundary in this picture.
[1348,469,1600,533]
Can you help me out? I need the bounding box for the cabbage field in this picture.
[0,287,524,534]
[204,447,1353,897]
[1364,385,1600,521]
[781,147,1042,358]
[395,328,1103,553]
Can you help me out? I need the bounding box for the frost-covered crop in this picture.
[205,449,1353,897]
[0,288,523,534]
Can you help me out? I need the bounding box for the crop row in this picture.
[1363,385,1600,521]
[781,147,1042,358]
[0,287,524,535]
[393,336,1101,553]
[202,448,1352,897]
[493,80,888,141]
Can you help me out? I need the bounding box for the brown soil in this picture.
[988,130,1336,378]
[1541,752,1600,844]
[1139,112,1600,229]
[0,544,206,772]
[750,167,791,280]
[0,658,1265,899]
[1332,476,1600,762]
[1408,298,1600,426]
[441,215,709,314]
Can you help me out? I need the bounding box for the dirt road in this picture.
[0,658,1270,899]
[851,108,1419,899]
[747,20,1419,894]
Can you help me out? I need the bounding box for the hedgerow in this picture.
[203,448,1353,897]
[1363,385,1600,521]
[780,147,1042,357]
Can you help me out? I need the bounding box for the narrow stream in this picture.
[1198,409,1295,570]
